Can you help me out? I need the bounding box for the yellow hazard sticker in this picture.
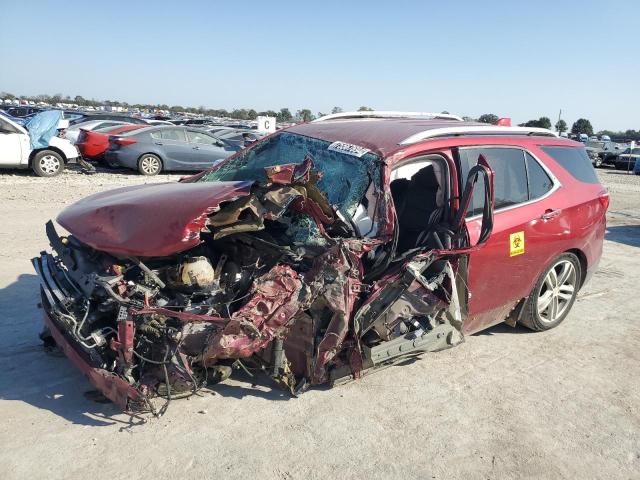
[510,231,525,257]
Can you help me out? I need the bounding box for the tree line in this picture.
[476,113,639,142]
[3,91,636,141]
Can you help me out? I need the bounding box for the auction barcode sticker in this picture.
[328,141,370,158]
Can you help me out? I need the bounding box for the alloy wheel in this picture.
[39,154,61,175]
[536,260,577,323]
[140,156,160,175]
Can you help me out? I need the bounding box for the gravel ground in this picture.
[0,165,638,480]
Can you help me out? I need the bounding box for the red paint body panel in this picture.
[376,133,605,334]
[60,120,604,335]
[77,125,147,158]
[57,181,253,257]
[42,311,143,410]
[454,141,605,333]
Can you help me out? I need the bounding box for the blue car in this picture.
[104,126,240,175]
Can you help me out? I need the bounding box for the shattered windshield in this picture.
[198,132,381,215]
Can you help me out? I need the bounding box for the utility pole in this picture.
[557,109,562,134]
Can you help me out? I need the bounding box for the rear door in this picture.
[185,130,234,169]
[150,128,191,168]
[459,146,562,333]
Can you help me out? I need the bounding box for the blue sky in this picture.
[1,0,638,131]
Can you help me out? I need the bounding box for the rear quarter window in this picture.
[540,146,599,184]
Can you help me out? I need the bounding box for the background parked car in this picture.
[76,124,149,159]
[0,105,43,117]
[104,126,240,175]
[585,140,623,167]
[0,110,80,177]
[68,114,148,126]
[64,119,132,143]
[215,128,266,147]
[613,147,640,170]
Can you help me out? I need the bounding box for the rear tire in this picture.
[594,157,603,168]
[519,253,581,331]
[32,150,64,177]
[138,154,162,176]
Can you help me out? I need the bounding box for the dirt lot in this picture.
[1,166,639,480]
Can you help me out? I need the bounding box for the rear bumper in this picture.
[32,253,143,410]
[104,151,137,169]
[582,255,600,289]
[78,142,106,158]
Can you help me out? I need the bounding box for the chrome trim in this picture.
[458,145,562,221]
[399,126,557,145]
[313,111,464,122]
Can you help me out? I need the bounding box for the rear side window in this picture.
[525,153,553,199]
[541,146,599,184]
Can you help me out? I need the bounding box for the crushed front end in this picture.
[32,138,472,414]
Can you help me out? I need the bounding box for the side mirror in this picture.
[452,155,495,249]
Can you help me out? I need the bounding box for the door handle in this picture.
[154,142,163,145]
[192,146,200,150]
[541,208,561,220]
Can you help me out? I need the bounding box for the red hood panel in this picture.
[57,181,253,257]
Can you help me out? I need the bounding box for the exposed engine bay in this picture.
[33,156,470,414]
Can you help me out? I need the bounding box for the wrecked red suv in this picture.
[33,112,608,412]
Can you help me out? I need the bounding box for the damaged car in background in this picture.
[0,110,83,177]
[33,112,607,414]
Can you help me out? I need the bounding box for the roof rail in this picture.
[399,126,558,144]
[313,111,464,122]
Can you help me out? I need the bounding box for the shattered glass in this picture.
[199,132,381,215]
[286,215,329,246]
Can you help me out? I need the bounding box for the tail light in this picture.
[114,137,137,146]
[598,190,610,212]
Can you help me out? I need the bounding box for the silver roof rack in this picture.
[399,126,558,144]
[313,111,464,122]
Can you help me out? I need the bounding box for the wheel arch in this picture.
[29,147,67,167]
[565,248,588,289]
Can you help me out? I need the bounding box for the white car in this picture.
[0,113,80,177]
[64,120,131,144]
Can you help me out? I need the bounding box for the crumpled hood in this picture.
[57,181,254,257]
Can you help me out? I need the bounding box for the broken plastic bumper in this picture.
[33,253,143,410]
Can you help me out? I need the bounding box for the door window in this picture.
[0,117,19,134]
[151,128,187,142]
[187,131,218,145]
